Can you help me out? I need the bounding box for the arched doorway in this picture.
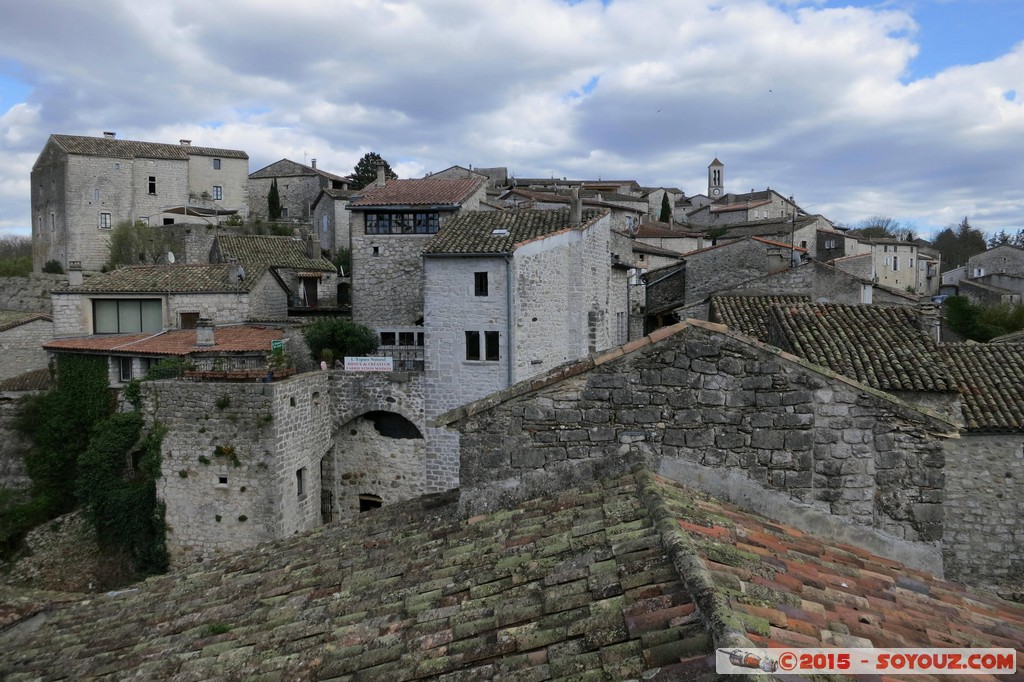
[327,410,426,519]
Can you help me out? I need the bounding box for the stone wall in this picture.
[0,397,32,490]
[444,321,953,572]
[0,318,52,381]
[187,154,249,217]
[942,434,1024,587]
[685,239,789,305]
[147,372,329,568]
[0,275,59,313]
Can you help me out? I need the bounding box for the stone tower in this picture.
[708,158,724,199]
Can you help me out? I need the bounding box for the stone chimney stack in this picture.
[311,158,317,169]
[570,186,582,227]
[68,260,83,287]
[227,258,245,285]
[918,302,940,342]
[195,318,215,347]
[306,233,321,259]
[103,131,116,139]
[375,161,388,188]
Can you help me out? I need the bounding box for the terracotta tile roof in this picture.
[249,158,350,183]
[501,187,634,210]
[214,235,335,271]
[650,471,1024,663]
[634,222,704,238]
[0,311,51,332]
[49,134,247,160]
[941,343,1024,431]
[5,468,1020,679]
[710,295,810,340]
[769,302,953,392]
[66,264,264,294]
[0,367,52,392]
[0,471,718,680]
[349,178,484,207]
[424,208,607,255]
[43,325,283,356]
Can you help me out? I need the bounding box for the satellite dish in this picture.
[167,252,176,264]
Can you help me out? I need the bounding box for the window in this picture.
[114,162,120,171]
[119,357,132,383]
[99,212,112,229]
[465,331,481,360]
[474,272,488,296]
[138,216,149,226]
[281,207,288,218]
[296,468,305,497]
[212,158,221,170]
[824,239,836,249]
[485,331,499,361]
[148,176,156,194]
[212,186,222,201]
[179,312,200,329]
[359,494,382,512]
[93,299,162,334]
[163,218,174,225]
[892,256,899,271]
[366,211,440,235]
[93,189,100,200]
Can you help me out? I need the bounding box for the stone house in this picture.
[421,203,630,416]
[632,219,706,254]
[247,158,350,222]
[310,187,356,257]
[0,311,52,381]
[703,214,836,257]
[348,174,487,331]
[50,263,288,338]
[31,133,249,272]
[210,234,338,309]
[686,188,802,228]
[833,237,939,295]
[967,244,1024,279]
[44,322,286,386]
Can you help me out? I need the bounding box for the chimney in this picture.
[180,139,191,146]
[195,318,215,347]
[570,186,582,227]
[375,160,387,188]
[103,131,116,139]
[306,233,321,259]
[311,158,317,169]
[227,258,245,285]
[68,260,83,287]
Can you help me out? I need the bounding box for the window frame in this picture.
[474,271,489,297]
[366,211,440,235]
[465,331,481,361]
[212,185,223,201]
[99,212,112,229]
[148,176,157,195]
[93,299,163,334]
[118,356,133,383]
[212,158,221,170]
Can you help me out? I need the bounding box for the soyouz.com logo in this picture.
[716,648,1017,675]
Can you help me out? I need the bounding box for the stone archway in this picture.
[327,410,426,519]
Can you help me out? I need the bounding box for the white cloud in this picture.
[0,0,1022,237]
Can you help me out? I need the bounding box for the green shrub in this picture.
[41,259,64,274]
[303,318,378,362]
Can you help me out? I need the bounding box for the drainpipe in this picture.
[505,255,514,388]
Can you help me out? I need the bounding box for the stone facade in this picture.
[942,433,1024,586]
[248,159,348,222]
[442,321,954,573]
[423,212,629,417]
[0,398,32,490]
[311,191,353,257]
[0,317,52,381]
[148,372,330,567]
[50,271,287,337]
[32,136,248,272]
[967,244,1024,279]
[682,238,797,306]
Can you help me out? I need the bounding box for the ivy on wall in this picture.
[3,353,168,577]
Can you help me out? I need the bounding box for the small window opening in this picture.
[289,396,296,407]
[474,272,488,296]
[148,176,156,195]
[359,494,382,512]
[484,331,499,361]
[296,467,306,497]
[372,246,380,256]
[465,331,480,360]
[119,357,132,382]
[218,476,228,485]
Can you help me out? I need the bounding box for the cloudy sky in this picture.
[1,0,1022,238]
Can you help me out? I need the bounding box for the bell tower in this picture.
[708,158,724,198]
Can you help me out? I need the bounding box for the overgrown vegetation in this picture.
[332,248,351,276]
[349,152,397,190]
[41,259,64,274]
[945,296,1024,342]
[268,179,282,221]
[106,220,179,269]
[0,234,32,276]
[3,353,168,578]
[302,318,378,363]
[932,217,987,270]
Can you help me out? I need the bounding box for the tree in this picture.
[350,152,397,190]
[988,229,1011,248]
[302,318,378,363]
[933,217,987,270]
[848,215,901,239]
[659,193,672,223]
[106,220,179,270]
[267,178,282,221]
